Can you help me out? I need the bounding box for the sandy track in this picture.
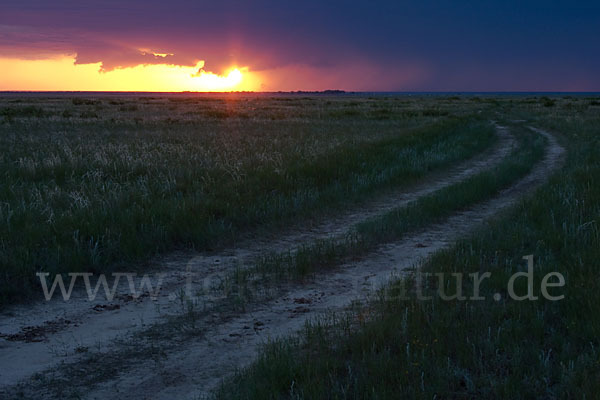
[0,124,523,396]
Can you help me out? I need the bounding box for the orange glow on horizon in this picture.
[0,57,262,92]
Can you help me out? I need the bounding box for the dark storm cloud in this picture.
[1,0,599,90]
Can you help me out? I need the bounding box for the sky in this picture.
[0,0,599,92]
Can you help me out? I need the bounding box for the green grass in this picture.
[0,96,495,306]
[213,100,600,399]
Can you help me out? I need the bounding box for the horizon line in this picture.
[1,90,600,95]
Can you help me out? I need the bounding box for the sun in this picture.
[190,65,245,91]
[227,68,243,85]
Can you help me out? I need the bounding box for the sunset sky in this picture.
[1,1,599,92]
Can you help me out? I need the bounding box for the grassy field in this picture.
[0,95,495,306]
[2,93,599,399]
[214,96,600,399]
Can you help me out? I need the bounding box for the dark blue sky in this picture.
[1,0,599,90]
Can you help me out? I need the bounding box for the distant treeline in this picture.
[276,89,347,94]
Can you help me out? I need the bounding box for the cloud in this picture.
[72,43,200,72]
[0,1,403,73]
